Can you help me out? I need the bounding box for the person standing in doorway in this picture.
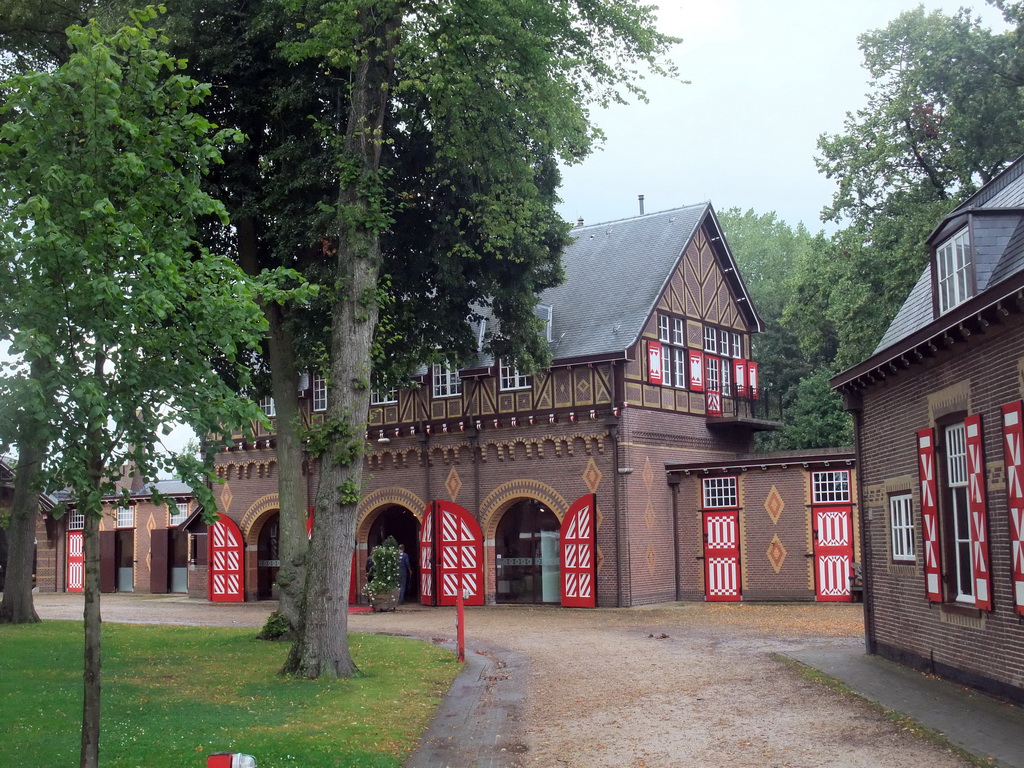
[398,543,412,604]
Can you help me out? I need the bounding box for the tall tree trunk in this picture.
[236,217,308,629]
[80,506,101,768]
[0,357,51,624]
[285,4,402,679]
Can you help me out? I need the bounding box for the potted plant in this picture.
[365,536,401,612]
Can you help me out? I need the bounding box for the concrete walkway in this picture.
[786,647,1024,768]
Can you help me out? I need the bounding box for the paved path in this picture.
[28,594,1024,768]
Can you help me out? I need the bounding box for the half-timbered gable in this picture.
[835,153,1024,703]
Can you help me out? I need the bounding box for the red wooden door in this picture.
[561,493,597,607]
[419,503,435,605]
[208,515,244,602]
[813,506,853,601]
[436,500,484,606]
[703,510,740,601]
[67,531,84,593]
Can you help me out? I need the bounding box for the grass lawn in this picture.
[0,621,461,768]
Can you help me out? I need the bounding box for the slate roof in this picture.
[464,204,760,371]
[872,154,1024,357]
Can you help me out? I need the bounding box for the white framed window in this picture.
[936,227,972,314]
[945,422,973,602]
[719,329,730,358]
[432,364,462,398]
[536,303,553,342]
[703,326,717,354]
[67,510,85,530]
[370,388,398,405]
[673,347,687,388]
[721,360,731,396]
[672,318,685,346]
[500,363,530,391]
[812,470,851,504]
[705,355,720,392]
[889,493,915,562]
[312,373,328,412]
[732,332,742,359]
[259,396,276,417]
[170,502,189,527]
[116,505,135,529]
[703,476,738,508]
[658,314,671,343]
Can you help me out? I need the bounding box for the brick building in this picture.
[834,156,1024,703]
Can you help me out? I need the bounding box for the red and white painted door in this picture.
[67,531,84,593]
[812,506,853,601]
[421,501,484,606]
[703,510,740,601]
[209,515,244,602]
[561,493,597,607]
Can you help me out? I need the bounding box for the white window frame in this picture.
[432,364,462,398]
[721,359,731,396]
[705,355,720,392]
[312,373,328,412]
[259,396,276,417]
[936,227,972,314]
[732,332,742,359]
[170,501,190,527]
[672,318,685,346]
[67,510,85,530]
[719,329,730,358]
[536,303,553,342]
[889,493,915,562]
[657,314,670,343]
[673,347,687,389]
[116,505,135,529]
[703,476,738,508]
[945,422,974,603]
[812,470,851,504]
[499,363,530,391]
[370,388,398,405]
[703,326,717,354]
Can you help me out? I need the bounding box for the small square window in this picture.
[116,505,135,529]
[812,471,851,504]
[433,365,462,398]
[259,396,276,417]
[703,477,738,508]
[500,363,530,391]
[67,511,85,530]
[170,502,189,527]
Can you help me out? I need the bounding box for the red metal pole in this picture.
[456,586,465,662]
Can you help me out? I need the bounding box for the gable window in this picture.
[703,326,717,354]
[259,396,276,417]
[672,318,685,346]
[68,510,85,530]
[652,313,688,390]
[658,314,670,342]
[370,388,398,405]
[116,505,135,529]
[312,373,328,412]
[170,501,190,527]
[433,364,461,398]
[812,470,851,504]
[944,422,973,603]
[732,333,742,359]
[703,476,738,508]
[500,363,530,391]
[889,493,915,562]
[536,303,553,342]
[936,227,972,314]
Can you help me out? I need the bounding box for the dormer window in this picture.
[936,227,972,314]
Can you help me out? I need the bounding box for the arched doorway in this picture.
[495,499,560,604]
[367,505,420,603]
[256,512,280,600]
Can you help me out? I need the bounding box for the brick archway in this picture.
[480,479,568,541]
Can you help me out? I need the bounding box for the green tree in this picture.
[0,10,270,765]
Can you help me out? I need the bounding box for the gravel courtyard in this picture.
[34,594,974,767]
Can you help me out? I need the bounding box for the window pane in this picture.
[702,477,738,508]
[658,315,670,342]
[812,471,851,503]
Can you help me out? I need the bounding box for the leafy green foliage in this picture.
[367,536,400,596]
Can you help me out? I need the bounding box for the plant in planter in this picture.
[365,536,401,611]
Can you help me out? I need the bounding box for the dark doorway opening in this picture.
[367,505,420,603]
[257,512,280,600]
[496,499,560,604]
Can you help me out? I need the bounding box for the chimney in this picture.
[638,195,645,215]
[576,216,585,228]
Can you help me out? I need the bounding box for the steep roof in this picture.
[466,204,760,371]
[836,153,1024,390]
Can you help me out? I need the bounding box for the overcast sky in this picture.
[555,0,1009,232]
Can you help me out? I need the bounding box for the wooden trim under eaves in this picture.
[832,269,1024,393]
[666,448,855,478]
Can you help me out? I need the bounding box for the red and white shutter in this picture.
[747,362,760,399]
[703,510,740,601]
[964,414,993,610]
[419,503,435,606]
[208,515,244,602]
[689,350,704,392]
[67,531,84,593]
[734,359,747,397]
[1001,401,1024,616]
[436,500,484,606]
[918,428,943,602]
[812,506,853,601]
[561,493,597,607]
[646,341,664,386]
